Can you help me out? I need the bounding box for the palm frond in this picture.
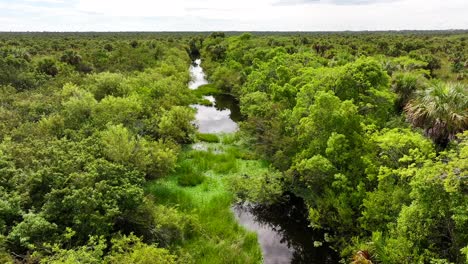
[404,82,468,147]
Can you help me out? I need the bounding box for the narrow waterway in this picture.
[233,195,339,264]
[189,59,239,133]
[189,59,339,264]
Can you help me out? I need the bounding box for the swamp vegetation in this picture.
[0,31,467,263]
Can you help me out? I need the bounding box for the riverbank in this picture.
[143,58,264,263]
[157,58,340,263]
[145,137,263,263]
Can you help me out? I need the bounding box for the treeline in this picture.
[0,34,198,263]
[0,31,467,263]
[199,32,468,263]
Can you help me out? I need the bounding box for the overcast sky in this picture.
[0,0,467,31]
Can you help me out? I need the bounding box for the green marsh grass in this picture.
[196,133,220,143]
[145,141,263,264]
[191,84,221,98]
[197,98,214,106]
[221,133,238,144]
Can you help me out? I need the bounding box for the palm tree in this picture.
[404,82,468,147]
[392,72,424,112]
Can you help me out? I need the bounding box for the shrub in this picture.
[37,58,59,77]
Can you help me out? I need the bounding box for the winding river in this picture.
[189,59,240,134]
[189,59,339,264]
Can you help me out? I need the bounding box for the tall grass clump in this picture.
[185,149,239,174]
[144,139,264,264]
[196,133,220,143]
[191,83,221,98]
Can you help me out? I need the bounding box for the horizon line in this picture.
[1,29,468,33]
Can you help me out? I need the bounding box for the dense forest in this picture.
[0,31,467,263]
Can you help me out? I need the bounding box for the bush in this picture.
[88,72,129,100]
[158,106,196,144]
[104,43,114,52]
[228,167,284,204]
[60,50,82,66]
[220,133,238,144]
[37,58,59,77]
[152,204,200,246]
[107,234,177,264]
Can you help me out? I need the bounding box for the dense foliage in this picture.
[0,31,467,263]
[199,31,468,263]
[0,33,198,263]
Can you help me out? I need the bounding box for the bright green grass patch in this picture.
[145,141,264,264]
[197,98,213,106]
[220,133,238,144]
[178,172,206,187]
[146,175,259,263]
[174,158,207,187]
[196,133,220,143]
[191,83,221,97]
[184,149,238,174]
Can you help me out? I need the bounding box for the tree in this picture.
[60,50,82,66]
[106,234,176,264]
[92,95,143,129]
[88,72,130,100]
[404,82,468,147]
[391,72,425,112]
[100,125,178,179]
[291,91,367,233]
[360,128,435,232]
[7,212,58,252]
[158,106,195,144]
[370,132,468,263]
[37,58,59,77]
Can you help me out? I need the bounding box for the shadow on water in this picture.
[212,94,243,122]
[233,193,340,264]
[190,58,242,133]
[190,59,338,263]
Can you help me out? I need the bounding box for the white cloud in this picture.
[22,0,65,3]
[75,0,279,18]
[77,0,187,17]
[0,0,466,31]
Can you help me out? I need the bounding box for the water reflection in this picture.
[192,103,239,134]
[233,194,339,264]
[189,59,239,134]
[189,59,339,263]
[212,94,243,122]
[189,59,208,90]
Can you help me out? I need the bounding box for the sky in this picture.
[0,0,467,31]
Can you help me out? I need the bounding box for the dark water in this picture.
[233,194,340,264]
[212,94,242,122]
[189,59,338,263]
